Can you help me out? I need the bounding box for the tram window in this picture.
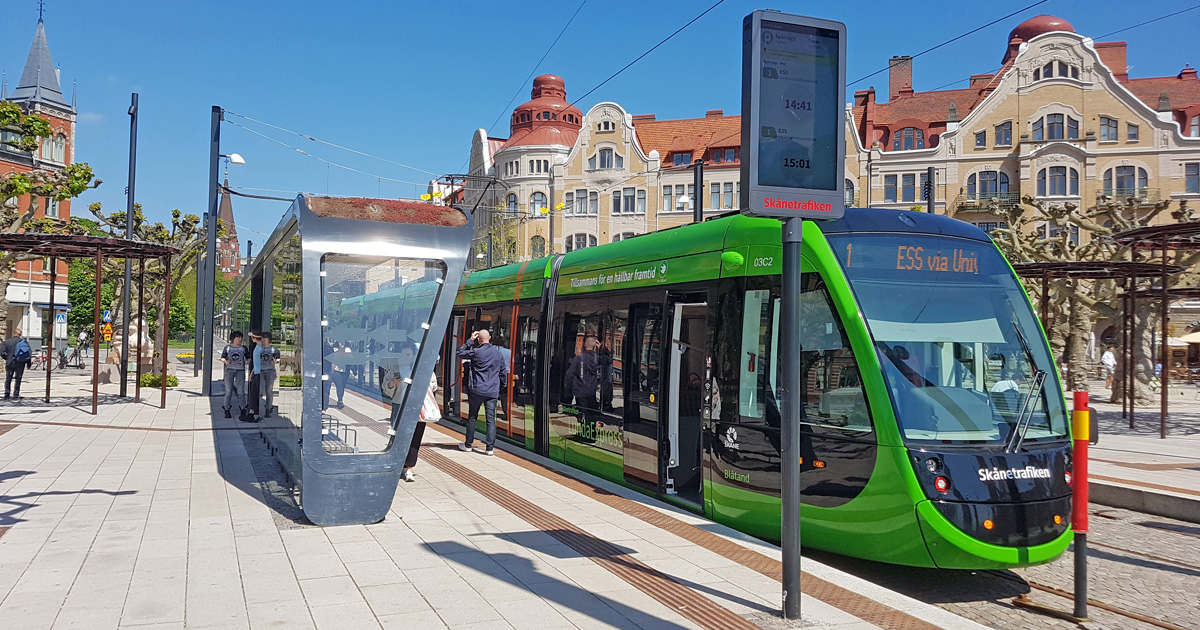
[321,253,445,453]
[739,279,872,434]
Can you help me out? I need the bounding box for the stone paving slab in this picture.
[0,361,987,629]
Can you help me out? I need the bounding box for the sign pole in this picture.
[780,216,804,618]
[1072,391,1090,620]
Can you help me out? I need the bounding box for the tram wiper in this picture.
[1006,322,1047,453]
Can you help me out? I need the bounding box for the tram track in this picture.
[989,570,1194,630]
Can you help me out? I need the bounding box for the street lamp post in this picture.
[199,105,244,396]
[121,93,138,398]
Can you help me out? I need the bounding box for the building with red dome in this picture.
[2,17,76,344]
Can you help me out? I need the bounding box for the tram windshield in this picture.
[826,232,1069,446]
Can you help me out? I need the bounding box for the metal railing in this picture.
[1095,188,1160,206]
[952,191,1023,213]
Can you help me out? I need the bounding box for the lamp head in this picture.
[227,153,246,165]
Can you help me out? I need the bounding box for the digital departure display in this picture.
[756,20,840,191]
[840,240,981,275]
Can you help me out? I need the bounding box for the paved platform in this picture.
[0,363,988,630]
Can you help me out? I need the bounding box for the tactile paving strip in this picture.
[425,421,945,630]
[422,449,761,630]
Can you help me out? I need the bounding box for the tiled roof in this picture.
[633,115,742,161]
[872,88,981,126]
[1122,72,1200,112]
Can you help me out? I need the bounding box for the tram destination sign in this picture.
[740,11,846,220]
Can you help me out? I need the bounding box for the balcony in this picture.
[951,192,1022,214]
[1095,188,1160,207]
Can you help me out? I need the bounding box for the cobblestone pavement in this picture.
[812,503,1200,630]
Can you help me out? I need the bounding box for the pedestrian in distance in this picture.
[242,331,262,422]
[221,331,249,418]
[1101,345,1117,389]
[254,331,280,418]
[457,329,507,456]
[2,328,32,400]
[403,370,440,482]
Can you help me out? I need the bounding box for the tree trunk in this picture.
[1065,286,1091,392]
[1110,307,1158,404]
[0,266,12,341]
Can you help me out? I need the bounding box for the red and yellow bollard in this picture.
[1071,391,1089,620]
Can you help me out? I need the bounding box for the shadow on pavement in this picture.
[804,548,1030,605]
[0,469,138,526]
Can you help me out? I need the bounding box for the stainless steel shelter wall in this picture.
[221,195,473,526]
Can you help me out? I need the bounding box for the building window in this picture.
[507,194,519,215]
[589,191,598,215]
[531,192,547,214]
[884,174,897,202]
[1037,166,1079,196]
[598,120,615,132]
[612,191,621,214]
[613,232,637,242]
[1047,114,1064,139]
[1190,116,1200,137]
[565,233,597,252]
[968,171,1009,198]
[529,160,535,174]
[845,179,855,206]
[892,127,925,151]
[901,174,916,203]
[974,222,1008,232]
[975,131,986,147]
[711,182,721,210]
[723,182,734,209]
[563,192,573,215]
[663,185,672,211]
[1042,62,1054,78]
[1127,123,1139,141]
[1032,118,1044,141]
[710,149,723,163]
[726,148,738,162]
[1068,116,1079,139]
[1100,117,1118,141]
[1045,221,1080,244]
[1071,66,1079,79]
[571,189,586,215]
[588,155,596,169]
[1058,61,1068,77]
[1033,68,1040,81]
[45,197,59,219]
[637,189,646,213]
[600,148,614,169]
[673,152,691,166]
[675,184,687,211]
[995,121,1012,146]
[530,236,546,258]
[1103,166,1149,195]
[1185,163,1199,193]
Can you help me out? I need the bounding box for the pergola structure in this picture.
[1108,222,1200,439]
[1011,260,1184,438]
[0,233,178,414]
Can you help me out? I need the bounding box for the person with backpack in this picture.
[253,331,281,418]
[2,328,32,400]
[221,331,249,419]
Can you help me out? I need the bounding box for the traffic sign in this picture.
[102,310,112,322]
[55,313,66,324]
[101,322,113,342]
[740,10,846,219]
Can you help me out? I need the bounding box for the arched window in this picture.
[507,194,518,216]
[844,179,855,205]
[1033,114,1079,141]
[565,233,597,252]
[967,171,1009,199]
[599,148,614,169]
[530,192,547,215]
[1103,167,1149,196]
[530,235,546,258]
[891,127,925,151]
[612,232,638,242]
[1037,167,1079,196]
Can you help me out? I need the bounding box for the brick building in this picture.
[216,177,241,279]
[1,18,75,348]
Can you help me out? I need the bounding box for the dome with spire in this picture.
[9,18,72,110]
[501,75,583,150]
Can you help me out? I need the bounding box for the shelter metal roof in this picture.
[0,233,177,258]
[1011,260,1184,279]
[1108,222,1200,251]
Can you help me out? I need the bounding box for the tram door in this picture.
[666,301,707,506]
[443,313,467,421]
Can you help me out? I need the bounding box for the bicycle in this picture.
[28,348,47,370]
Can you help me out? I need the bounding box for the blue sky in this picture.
[2,0,1195,246]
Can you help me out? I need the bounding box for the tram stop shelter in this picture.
[0,232,178,415]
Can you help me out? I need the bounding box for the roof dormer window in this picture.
[597,120,615,132]
[891,127,924,151]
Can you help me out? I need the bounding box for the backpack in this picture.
[12,339,31,364]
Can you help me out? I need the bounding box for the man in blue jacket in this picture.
[457,329,507,455]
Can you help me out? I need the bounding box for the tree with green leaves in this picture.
[0,101,100,339]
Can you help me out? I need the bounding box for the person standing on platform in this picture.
[457,329,506,456]
[402,370,440,482]
[254,331,280,418]
[221,331,249,418]
[2,328,31,400]
[241,331,262,422]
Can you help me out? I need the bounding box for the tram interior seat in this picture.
[899,386,995,437]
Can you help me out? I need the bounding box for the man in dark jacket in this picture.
[457,329,507,455]
[2,328,31,400]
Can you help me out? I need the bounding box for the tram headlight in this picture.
[925,457,942,474]
[934,476,951,493]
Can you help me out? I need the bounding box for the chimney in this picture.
[889,56,913,101]
[1180,65,1198,81]
[631,114,656,123]
[969,74,994,88]
[1095,42,1128,81]
[705,109,723,118]
[1157,91,1171,113]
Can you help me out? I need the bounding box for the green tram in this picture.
[441,208,1073,569]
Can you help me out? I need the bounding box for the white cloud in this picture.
[78,112,105,124]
